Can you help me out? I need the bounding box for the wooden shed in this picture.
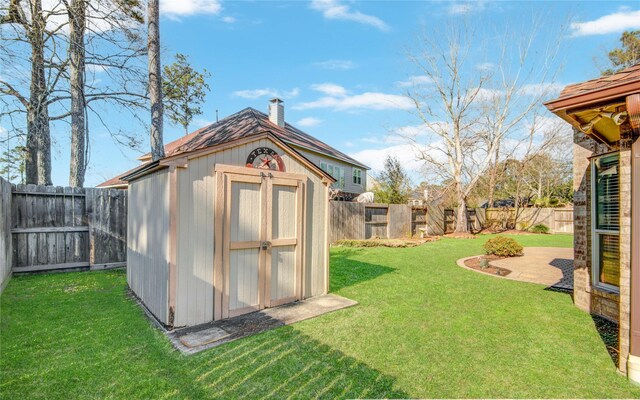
[120,100,337,327]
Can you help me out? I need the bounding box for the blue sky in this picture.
[4,0,640,186]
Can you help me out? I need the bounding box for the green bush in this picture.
[483,236,523,257]
[529,224,550,234]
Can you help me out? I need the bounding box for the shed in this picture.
[121,99,340,328]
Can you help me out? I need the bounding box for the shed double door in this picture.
[215,166,305,319]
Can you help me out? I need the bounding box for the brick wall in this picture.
[572,127,633,371]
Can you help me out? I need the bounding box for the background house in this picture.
[99,99,369,200]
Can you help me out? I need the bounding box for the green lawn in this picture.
[1,234,638,398]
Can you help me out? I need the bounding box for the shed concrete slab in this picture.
[164,294,357,354]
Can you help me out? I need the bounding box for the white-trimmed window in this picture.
[353,168,362,185]
[320,162,345,189]
[591,152,620,292]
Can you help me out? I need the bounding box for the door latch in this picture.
[261,241,271,250]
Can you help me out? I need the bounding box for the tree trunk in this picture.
[487,144,500,208]
[69,0,86,187]
[455,190,469,233]
[26,0,52,185]
[148,0,165,161]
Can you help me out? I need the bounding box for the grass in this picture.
[1,234,639,398]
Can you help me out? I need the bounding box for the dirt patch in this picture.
[334,237,439,248]
[463,255,511,276]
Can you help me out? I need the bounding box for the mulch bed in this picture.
[334,237,439,248]
[444,232,477,239]
[592,315,620,367]
[463,255,511,277]
[479,229,536,235]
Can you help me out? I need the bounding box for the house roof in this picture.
[137,107,368,169]
[545,63,640,112]
[544,63,640,145]
[97,107,368,188]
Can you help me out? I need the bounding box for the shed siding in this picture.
[127,170,170,324]
[292,146,366,195]
[174,137,328,327]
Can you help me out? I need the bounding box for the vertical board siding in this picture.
[330,202,412,241]
[271,245,295,301]
[272,185,296,239]
[8,184,127,272]
[86,188,127,265]
[483,207,574,233]
[388,204,412,238]
[0,178,12,292]
[175,137,328,327]
[128,171,169,324]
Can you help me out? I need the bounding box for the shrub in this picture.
[483,236,523,257]
[529,224,550,234]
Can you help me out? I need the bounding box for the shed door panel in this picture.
[268,181,302,306]
[226,179,263,317]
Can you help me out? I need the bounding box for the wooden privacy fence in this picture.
[8,184,127,273]
[329,200,574,241]
[483,207,574,234]
[0,178,11,292]
[329,202,412,242]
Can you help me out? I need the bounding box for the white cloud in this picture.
[310,0,389,31]
[349,144,424,174]
[295,92,413,111]
[571,10,640,36]
[476,62,495,72]
[396,75,433,88]
[232,87,300,99]
[314,60,357,70]
[221,16,236,23]
[448,1,486,15]
[311,83,348,97]
[518,82,566,97]
[297,117,323,127]
[294,83,412,111]
[86,64,110,74]
[161,0,222,19]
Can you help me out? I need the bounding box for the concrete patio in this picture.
[459,247,574,290]
[162,294,358,354]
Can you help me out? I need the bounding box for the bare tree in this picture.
[480,19,563,208]
[66,0,85,187]
[403,17,564,233]
[1,0,147,186]
[147,0,164,161]
[403,23,491,233]
[62,0,146,186]
[0,0,59,184]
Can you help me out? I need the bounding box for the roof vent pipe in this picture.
[269,98,285,128]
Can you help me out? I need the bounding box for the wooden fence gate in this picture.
[10,184,127,273]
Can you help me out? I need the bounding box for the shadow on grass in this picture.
[330,248,397,292]
[183,326,409,399]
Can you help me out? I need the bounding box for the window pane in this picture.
[599,234,620,287]
[594,154,619,230]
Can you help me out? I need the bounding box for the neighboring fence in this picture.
[329,202,412,242]
[484,207,574,234]
[9,184,127,273]
[330,200,573,242]
[0,178,12,293]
